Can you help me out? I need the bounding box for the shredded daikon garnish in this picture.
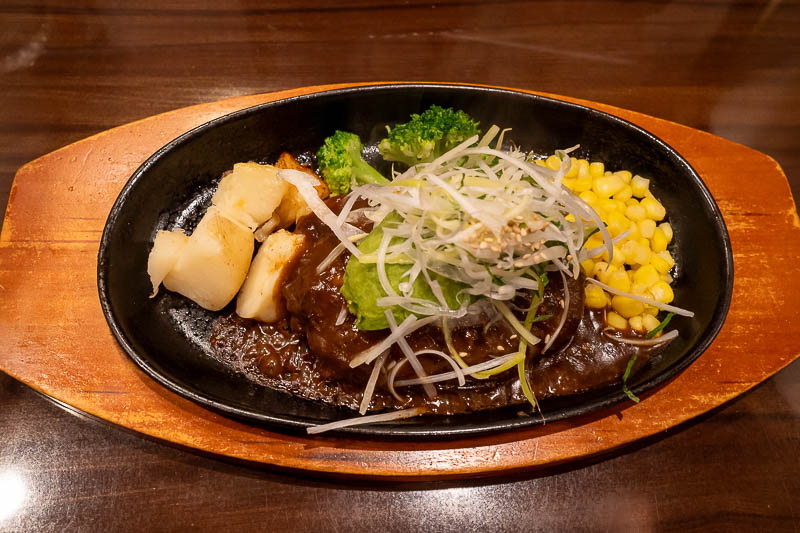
[542,270,571,353]
[603,328,679,346]
[347,137,609,320]
[349,315,441,367]
[306,407,426,435]
[394,352,520,386]
[587,278,694,317]
[358,351,388,415]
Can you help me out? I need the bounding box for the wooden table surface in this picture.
[1,1,798,531]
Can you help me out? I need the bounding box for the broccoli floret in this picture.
[316,130,389,196]
[378,105,480,167]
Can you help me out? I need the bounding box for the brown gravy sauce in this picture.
[210,197,658,415]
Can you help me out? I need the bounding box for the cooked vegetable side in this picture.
[146,106,693,433]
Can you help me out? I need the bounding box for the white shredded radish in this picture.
[316,242,346,274]
[542,270,570,353]
[359,351,388,415]
[254,214,280,242]
[411,349,466,386]
[349,315,440,367]
[336,191,361,228]
[395,352,520,387]
[386,358,408,402]
[335,306,349,326]
[587,278,695,317]
[278,169,362,257]
[385,310,436,398]
[306,407,425,435]
[603,329,679,346]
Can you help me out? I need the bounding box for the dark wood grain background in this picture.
[1,1,798,531]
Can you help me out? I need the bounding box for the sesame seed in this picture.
[459,351,468,357]
[496,345,505,351]
[510,334,518,339]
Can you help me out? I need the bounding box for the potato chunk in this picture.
[274,152,329,229]
[212,162,289,230]
[236,229,306,322]
[162,207,254,311]
[147,229,189,297]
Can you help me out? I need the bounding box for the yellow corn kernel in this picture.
[546,154,562,170]
[565,157,580,178]
[610,244,626,266]
[576,159,590,178]
[606,211,631,237]
[658,222,673,242]
[625,204,646,222]
[638,218,656,239]
[642,313,661,333]
[613,185,633,202]
[651,228,669,252]
[579,190,598,204]
[657,250,675,268]
[629,315,645,332]
[614,170,632,184]
[574,175,593,193]
[584,285,608,309]
[535,159,546,167]
[641,197,666,221]
[611,295,645,318]
[580,259,595,276]
[607,269,632,292]
[631,175,650,197]
[637,237,650,249]
[620,240,639,261]
[565,213,576,222]
[606,311,628,330]
[597,199,622,213]
[562,178,577,191]
[592,261,614,283]
[633,264,660,286]
[649,253,672,274]
[643,305,659,316]
[593,175,625,198]
[589,161,605,177]
[622,242,650,265]
[625,198,640,207]
[649,280,674,303]
[630,282,648,295]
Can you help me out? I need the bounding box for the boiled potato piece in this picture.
[147,229,189,297]
[212,162,289,231]
[274,152,329,229]
[163,207,254,311]
[236,229,306,322]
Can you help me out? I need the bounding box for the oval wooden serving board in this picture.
[1,83,798,480]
